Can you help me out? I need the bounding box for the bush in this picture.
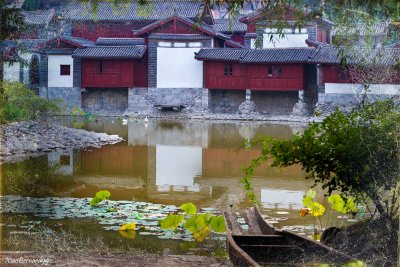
[244,100,400,225]
[0,82,60,123]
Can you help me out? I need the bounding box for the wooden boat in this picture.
[224,206,356,267]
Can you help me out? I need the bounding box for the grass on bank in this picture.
[0,82,60,124]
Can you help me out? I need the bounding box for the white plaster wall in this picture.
[157,47,203,88]
[20,53,32,84]
[325,83,400,95]
[156,145,202,187]
[263,33,309,48]
[48,55,74,88]
[3,62,20,82]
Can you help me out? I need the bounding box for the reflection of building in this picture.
[48,150,74,175]
[44,120,310,209]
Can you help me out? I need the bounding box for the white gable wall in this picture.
[157,47,203,88]
[263,28,308,48]
[48,55,74,88]
[3,62,20,82]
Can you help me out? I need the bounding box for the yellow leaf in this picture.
[193,226,211,242]
[299,208,310,217]
[119,222,136,231]
[308,202,325,217]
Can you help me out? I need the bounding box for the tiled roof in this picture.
[63,0,205,21]
[332,22,390,36]
[133,15,229,38]
[241,48,315,63]
[58,36,96,47]
[195,48,249,61]
[47,48,78,55]
[132,15,242,47]
[196,47,315,63]
[95,38,145,46]
[148,33,211,40]
[213,19,247,32]
[23,9,55,26]
[73,46,147,58]
[310,45,400,65]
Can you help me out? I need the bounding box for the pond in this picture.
[0,117,357,255]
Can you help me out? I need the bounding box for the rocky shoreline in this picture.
[0,121,123,164]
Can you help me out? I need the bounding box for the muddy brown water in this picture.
[0,117,355,255]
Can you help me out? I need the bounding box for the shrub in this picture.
[0,82,60,123]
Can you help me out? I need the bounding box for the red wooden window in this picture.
[268,65,282,77]
[60,65,71,76]
[224,63,233,76]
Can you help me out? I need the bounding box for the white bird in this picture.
[122,118,128,125]
[144,116,149,123]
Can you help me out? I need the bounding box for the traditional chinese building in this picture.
[2,0,399,115]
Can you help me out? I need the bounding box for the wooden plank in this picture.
[242,207,263,235]
[253,205,277,235]
[223,210,244,235]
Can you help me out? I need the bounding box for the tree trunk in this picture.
[0,53,4,94]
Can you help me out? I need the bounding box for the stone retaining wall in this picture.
[39,86,81,111]
[316,93,398,114]
[82,88,128,113]
[128,87,208,114]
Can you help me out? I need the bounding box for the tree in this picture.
[243,100,400,226]
[0,1,26,93]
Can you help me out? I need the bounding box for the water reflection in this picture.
[2,118,312,222]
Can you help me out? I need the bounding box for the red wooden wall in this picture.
[248,64,304,91]
[204,62,247,89]
[82,59,148,88]
[204,62,305,91]
[322,65,350,83]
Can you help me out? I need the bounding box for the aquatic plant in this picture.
[160,202,226,242]
[300,189,359,240]
[90,190,111,207]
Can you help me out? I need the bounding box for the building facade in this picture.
[3,0,400,116]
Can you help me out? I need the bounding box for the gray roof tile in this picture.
[195,48,249,61]
[310,45,400,65]
[213,19,247,32]
[63,0,205,21]
[23,9,55,25]
[95,38,145,46]
[196,48,315,63]
[73,46,147,58]
[148,33,211,40]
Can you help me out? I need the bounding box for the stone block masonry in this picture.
[39,87,81,112]
[128,88,209,114]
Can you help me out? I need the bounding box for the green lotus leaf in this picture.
[184,215,205,233]
[160,214,184,230]
[209,215,226,233]
[180,203,197,215]
[95,190,111,201]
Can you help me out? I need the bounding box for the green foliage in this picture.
[180,202,197,215]
[209,216,226,233]
[160,214,184,230]
[159,202,226,242]
[90,190,111,207]
[95,190,110,200]
[0,82,60,123]
[243,100,400,224]
[89,197,102,207]
[184,215,205,233]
